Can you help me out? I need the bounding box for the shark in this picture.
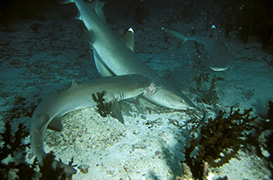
[64,0,196,110]
[162,27,232,72]
[30,74,153,176]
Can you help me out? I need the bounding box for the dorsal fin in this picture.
[94,50,116,77]
[110,100,124,124]
[121,28,135,51]
[211,25,218,40]
[79,29,94,43]
[48,115,63,131]
[74,10,82,21]
[70,79,78,88]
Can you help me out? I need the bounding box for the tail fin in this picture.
[58,0,74,5]
[93,0,107,22]
[162,27,188,45]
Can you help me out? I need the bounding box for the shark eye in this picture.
[180,98,186,103]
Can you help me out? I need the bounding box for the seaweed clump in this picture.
[184,107,257,179]
[1,94,76,179]
[92,91,112,118]
[256,101,273,178]
[39,151,74,180]
[0,120,75,180]
[194,73,224,105]
[262,130,273,177]
[0,121,36,179]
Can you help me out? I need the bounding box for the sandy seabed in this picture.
[1,1,273,179]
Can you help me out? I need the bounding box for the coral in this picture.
[201,75,219,105]
[39,151,67,180]
[0,120,75,179]
[0,122,29,161]
[194,73,224,105]
[264,131,273,174]
[0,121,36,180]
[256,101,273,178]
[92,91,112,117]
[0,94,77,179]
[194,73,210,91]
[184,107,257,179]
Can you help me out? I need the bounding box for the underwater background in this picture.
[1,0,273,179]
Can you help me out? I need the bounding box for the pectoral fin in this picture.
[32,114,50,148]
[79,29,95,45]
[48,115,63,131]
[94,50,116,77]
[110,100,124,124]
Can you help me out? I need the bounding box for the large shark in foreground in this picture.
[66,0,196,110]
[30,74,152,176]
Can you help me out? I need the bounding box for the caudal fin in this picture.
[58,0,74,5]
[161,27,188,45]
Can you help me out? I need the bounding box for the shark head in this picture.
[144,84,196,110]
[205,39,232,72]
[110,74,152,101]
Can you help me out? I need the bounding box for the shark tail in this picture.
[61,0,107,23]
[161,27,188,45]
[58,0,74,4]
[93,0,107,22]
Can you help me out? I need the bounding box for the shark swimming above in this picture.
[30,74,153,176]
[64,0,196,110]
[162,26,232,71]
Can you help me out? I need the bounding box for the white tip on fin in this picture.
[74,13,83,21]
[128,27,134,33]
[121,28,135,51]
[71,79,78,86]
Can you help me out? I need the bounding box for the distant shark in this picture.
[30,74,153,176]
[162,27,232,71]
[65,0,196,110]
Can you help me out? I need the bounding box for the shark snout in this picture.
[168,99,197,110]
[144,86,196,110]
[164,89,197,110]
